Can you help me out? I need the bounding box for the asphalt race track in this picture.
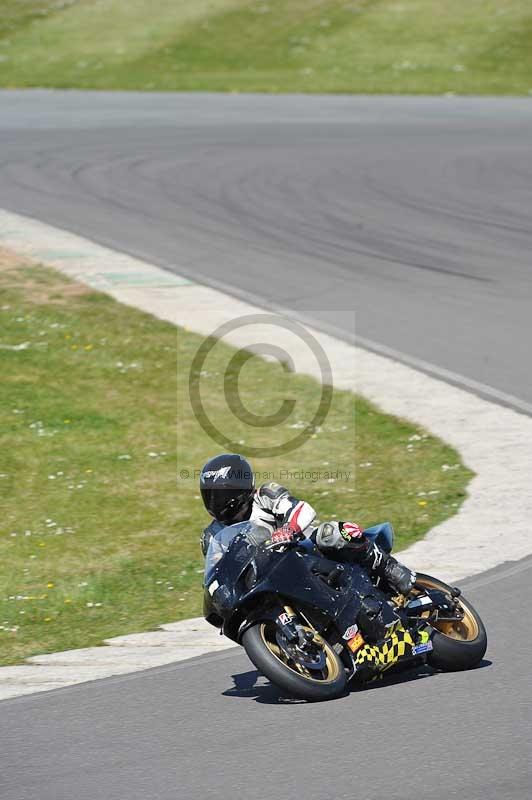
[3,560,532,800]
[1,92,531,799]
[1,92,532,407]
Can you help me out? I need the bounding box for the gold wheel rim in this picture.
[259,623,341,684]
[414,577,479,642]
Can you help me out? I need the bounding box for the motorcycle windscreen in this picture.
[204,520,270,582]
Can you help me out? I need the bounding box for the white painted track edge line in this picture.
[0,648,241,707]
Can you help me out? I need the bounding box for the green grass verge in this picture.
[0,1,530,94]
[0,250,471,666]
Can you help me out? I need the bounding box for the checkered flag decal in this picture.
[354,625,415,671]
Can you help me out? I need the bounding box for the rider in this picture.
[199,453,416,597]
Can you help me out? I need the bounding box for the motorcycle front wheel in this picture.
[242,621,347,701]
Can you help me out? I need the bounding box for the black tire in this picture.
[242,622,347,701]
[415,573,487,672]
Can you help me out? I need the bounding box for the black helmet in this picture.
[200,453,255,524]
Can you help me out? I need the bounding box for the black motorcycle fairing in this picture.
[234,550,356,642]
[203,521,393,651]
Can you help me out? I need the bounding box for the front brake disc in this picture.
[275,631,327,671]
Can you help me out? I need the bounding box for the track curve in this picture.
[1,91,532,404]
[1,91,531,799]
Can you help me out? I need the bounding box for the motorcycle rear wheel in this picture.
[414,573,487,671]
[242,621,347,701]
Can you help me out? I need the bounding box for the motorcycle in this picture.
[203,520,487,701]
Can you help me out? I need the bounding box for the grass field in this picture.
[0,249,472,666]
[0,1,530,94]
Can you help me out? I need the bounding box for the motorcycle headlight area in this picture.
[208,580,234,610]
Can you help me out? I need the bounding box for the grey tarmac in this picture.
[2,558,531,800]
[1,91,532,405]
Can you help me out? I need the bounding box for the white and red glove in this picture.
[271,524,296,545]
